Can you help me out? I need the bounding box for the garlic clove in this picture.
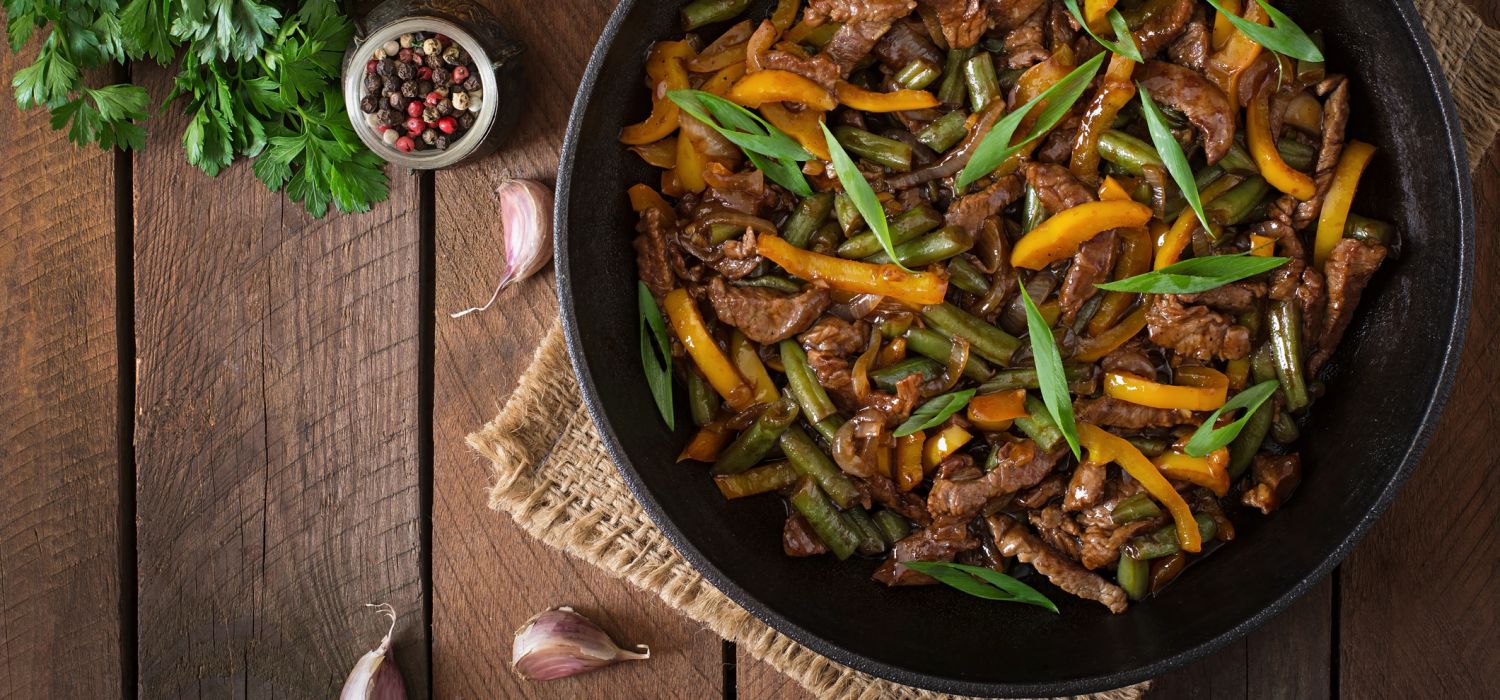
[449,178,554,318]
[511,607,650,682]
[340,604,408,700]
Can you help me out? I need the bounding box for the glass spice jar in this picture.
[343,0,524,169]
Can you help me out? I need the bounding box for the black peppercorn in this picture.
[435,135,451,150]
[442,45,462,65]
[383,75,400,93]
[359,96,379,114]
[436,99,454,116]
[387,92,406,109]
[417,79,434,96]
[376,108,399,126]
[376,58,396,76]
[422,105,440,123]
[421,128,438,145]
[462,75,481,92]
[425,53,443,69]
[431,67,449,85]
[400,80,419,98]
[458,112,476,130]
[395,62,414,80]
[363,74,382,95]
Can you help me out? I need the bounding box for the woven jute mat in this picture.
[470,4,1497,697]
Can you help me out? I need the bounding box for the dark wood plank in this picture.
[131,63,427,696]
[430,0,725,697]
[0,51,122,699]
[1336,141,1500,699]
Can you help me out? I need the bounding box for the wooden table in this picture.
[2,1,1497,697]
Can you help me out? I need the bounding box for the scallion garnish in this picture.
[820,120,908,270]
[1184,380,1280,456]
[956,52,1107,189]
[1204,0,1325,63]
[638,281,675,429]
[893,390,976,438]
[1018,281,1080,459]
[668,89,813,196]
[1094,252,1290,294]
[902,561,1059,612]
[1138,85,1214,232]
[1062,0,1143,63]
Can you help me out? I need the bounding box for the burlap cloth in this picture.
[469,3,1498,697]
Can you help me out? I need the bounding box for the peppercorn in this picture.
[359,96,379,114]
[382,39,401,55]
[451,65,469,83]
[400,80,419,98]
[362,74,380,95]
[376,58,396,77]
[406,100,424,118]
[395,62,414,80]
[425,91,443,106]
[465,89,482,112]
[435,116,458,134]
[405,116,426,134]
[421,128,438,145]
[395,135,416,152]
[442,45,462,65]
[364,112,381,128]
[422,105,440,123]
[458,112,476,130]
[365,59,378,74]
[425,53,443,69]
[373,47,388,60]
[383,129,401,146]
[377,108,399,126]
[422,38,442,56]
[450,91,469,111]
[399,33,414,49]
[417,66,432,81]
[387,92,406,109]
[436,98,454,116]
[462,75,481,92]
[434,135,451,150]
[431,67,449,86]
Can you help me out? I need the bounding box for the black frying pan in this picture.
[554,1,1474,695]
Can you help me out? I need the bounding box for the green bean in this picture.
[1278,137,1316,172]
[1270,407,1300,444]
[937,47,975,107]
[811,415,844,443]
[964,52,1000,112]
[879,315,914,339]
[837,205,943,258]
[1236,304,1265,343]
[1206,176,1271,226]
[977,365,1093,393]
[1251,342,1277,384]
[917,110,968,153]
[1022,183,1047,233]
[1194,164,1226,192]
[732,275,802,294]
[869,357,943,391]
[1112,493,1163,524]
[921,303,1021,366]
[1126,435,1170,458]
[842,508,889,556]
[832,125,913,172]
[680,0,750,30]
[780,340,837,423]
[1344,214,1396,247]
[873,510,912,544]
[688,369,717,427]
[834,191,863,234]
[1014,395,1064,451]
[714,461,798,499]
[947,255,990,295]
[781,426,862,509]
[896,59,941,90]
[809,221,842,255]
[902,327,994,381]
[863,225,974,267]
[1268,299,1309,411]
[782,192,834,248]
[1098,130,1164,176]
[707,223,742,244]
[801,22,840,48]
[1228,400,1273,479]
[712,397,800,475]
[1124,514,1217,560]
[1118,554,1149,601]
[1220,141,1258,175]
[787,478,860,560]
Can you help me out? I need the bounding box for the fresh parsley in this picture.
[821,120,906,269]
[902,561,1059,612]
[1138,85,1212,233]
[1184,379,1279,456]
[957,51,1105,189]
[1095,252,1291,294]
[668,88,813,196]
[1062,0,1143,63]
[893,389,976,438]
[1204,0,1324,63]
[638,281,675,429]
[1018,280,1080,459]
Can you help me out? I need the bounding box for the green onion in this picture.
[637,281,674,429]
[1204,0,1325,63]
[1095,252,1290,294]
[1017,281,1080,458]
[893,389,976,438]
[820,120,908,270]
[668,89,813,196]
[902,561,1058,612]
[1138,85,1212,233]
[957,52,1106,189]
[1062,0,1143,62]
[1184,379,1280,456]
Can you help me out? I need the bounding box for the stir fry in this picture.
[624,0,1392,612]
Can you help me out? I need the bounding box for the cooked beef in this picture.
[807,0,916,23]
[888,98,1004,188]
[1178,280,1268,313]
[873,521,980,585]
[1031,504,1084,560]
[824,17,907,74]
[1310,239,1387,372]
[945,174,1024,234]
[988,515,1129,613]
[1242,453,1302,514]
[927,440,1061,522]
[806,348,861,410]
[1035,115,1081,164]
[873,19,943,68]
[680,229,762,280]
[919,0,988,48]
[1146,295,1252,360]
[1063,459,1107,512]
[1075,395,1196,429]
[934,452,981,481]
[1046,1,1077,49]
[1294,78,1351,229]
[1059,231,1118,324]
[762,51,842,90]
[866,474,932,525]
[864,373,923,425]
[988,0,1046,30]
[634,206,677,299]
[1015,472,1067,508]
[1078,518,1157,570]
[1169,8,1210,71]
[784,513,831,556]
[1296,265,1327,350]
[1131,0,1195,58]
[800,316,869,354]
[1101,345,1157,378]
[707,277,831,344]
[1022,161,1095,213]
[1002,7,1049,68]
[1138,61,1236,164]
[1260,219,1307,301]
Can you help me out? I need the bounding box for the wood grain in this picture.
[0,52,122,699]
[130,63,427,696]
[429,0,724,697]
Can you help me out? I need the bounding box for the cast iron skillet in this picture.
[555,1,1474,695]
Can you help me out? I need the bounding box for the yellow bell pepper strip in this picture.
[730,330,779,404]
[1154,173,1242,269]
[1225,357,1251,390]
[1154,447,1231,497]
[629,137,679,169]
[1098,175,1133,202]
[758,234,949,306]
[727,69,837,111]
[701,61,748,97]
[663,288,756,411]
[1084,0,1118,32]
[1282,92,1323,133]
[1088,227,1151,336]
[660,170,686,197]
[1074,306,1148,362]
[685,20,753,73]
[1206,0,1268,104]
[1011,200,1153,270]
[620,41,695,145]
[895,431,925,492]
[876,336,906,368]
[1248,82,1316,200]
[1249,233,1277,256]
[1211,0,1242,49]
[1070,55,1137,184]
[1315,140,1377,268]
[674,116,709,193]
[835,82,940,112]
[771,0,800,30]
[1079,423,1202,553]
[1104,371,1228,411]
[628,183,676,220]
[760,102,830,159]
[968,389,1028,431]
[678,421,732,462]
[922,424,973,470]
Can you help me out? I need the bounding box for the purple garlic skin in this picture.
[341,604,407,700]
[511,607,650,681]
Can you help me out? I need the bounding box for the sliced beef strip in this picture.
[988,515,1129,613]
[1035,114,1081,164]
[1168,7,1210,71]
[1131,0,1195,59]
[926,440,1063,522]
[1075,395,1197,430]
[1178,279,1268,313]
[1063,459,1107,512]
[1101,345,1157,378]
[1242,453,1302,515]
[1015,472,1067,509]
[873,521,979,586]
[799,316,869,354]
[784,513,831,556]
[1078,518,1157,570]
[806,348,861,411]
[1146,294,1252,361]
[918,0,988,48]
[1001,6,1049,68]
[988,0,1046,30]
[824,18,907,75]
[1296,265,1327,351]
[634,206,677,299]
[1138,60,1236,164]
[807,0,917,23]
[864,373,923,426]
[1309,239,1387,373]
[761,51,842,90]
[1030,504,1084,561]
[1261,219,1307,300]
[1058,231,1118,324]
[945,174,1024,235]
[1022,161,1095,213]
[873,19,943,68]
[866,474,932,526]
[1294,78,1351,229]
[707,277,832,344]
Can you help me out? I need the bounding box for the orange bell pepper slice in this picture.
[1314,140,1377,268]
[674,117,708,193]
[759,102,829,160]
[1074,306,1148,362]
[702,62,748,97]
[895,431,925,492]
[620,41,694,145]
[1098,175,1133,202]
[1088,227,1151,336]
[1011,200,1153,270]
[1248,84,1316,200]
[835,82,940,112]
[678,422,732,462]
[968,389,1028,431]
[1105,367,1228,411]
[663,288,755,411]
[730,330,779,404]
[1211,0,1243,49]
[1249,233,1277,257]
[1154,174,1240,269]
[628,183,675,220]
[685,20,753,73]
[922,425,973,470]
[1206,0,1268,103]
[1154,447,1231,497]
[1080,424,1202,553]
[758,234,949,306]
[727,69,836,111]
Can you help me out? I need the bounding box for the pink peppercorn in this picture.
[406,101,424,118]
[425,91,443,106]
[405,117,425,134]
[451,66,469,83]
[366,59,378,73]
[435,116,457,134]
[395,136,415,152]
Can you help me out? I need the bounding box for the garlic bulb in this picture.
[340,604,407,700]
[511,607,650,681]
[450,179,554,318]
